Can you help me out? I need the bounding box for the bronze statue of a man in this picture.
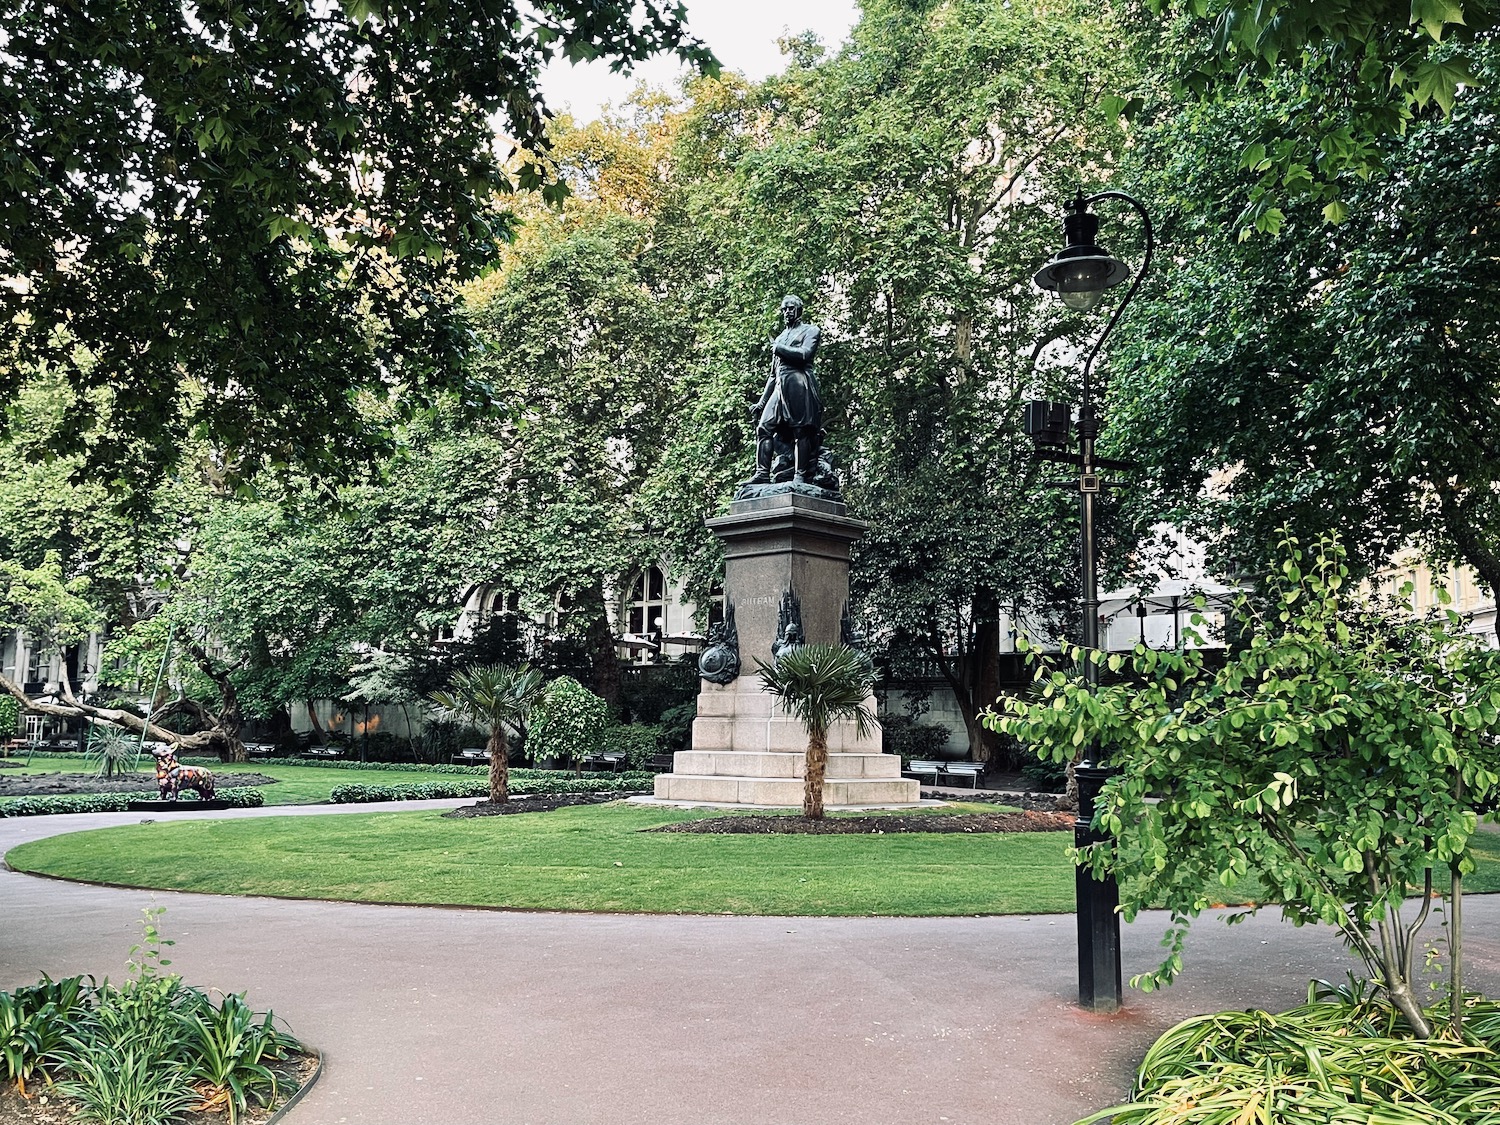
[749,295,824,485]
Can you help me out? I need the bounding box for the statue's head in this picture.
[780,294,804,326]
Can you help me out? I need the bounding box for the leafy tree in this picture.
[527,676,609,770]
[756,644,876,820]
[428,663,546,803]
[1109,41,1500,625]
[642,0,1139,758]
[1144,0,1494,229]
[0,0,713,488]
[992,532,1500,1037]
[465,206,694,709]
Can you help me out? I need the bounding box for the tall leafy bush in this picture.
[993,532,1500,1037]
[528,677,608,768]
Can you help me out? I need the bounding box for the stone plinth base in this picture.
[653,490,919,808]
[653,680,920,807]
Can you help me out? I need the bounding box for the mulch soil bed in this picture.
[653,809,1074,834]
[0,1050,317,1125]
[0,772,279,798]
[443,791,643,818]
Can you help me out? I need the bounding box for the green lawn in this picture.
[0,762,480,805]
[5,803,1081,915]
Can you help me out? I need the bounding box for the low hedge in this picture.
[0,787,265,818]
[329,774,654,804]
[19,751,621,778]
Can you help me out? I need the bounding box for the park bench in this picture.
[452,748,491,765]
[942,761,984,789]
[301,747,344,760]
[905,760,985,789]
[906,760,944,787]
[580,751,627,773]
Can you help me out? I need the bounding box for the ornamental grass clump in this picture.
[991,530,1500,1038]
[1,908,303,1125]
[1073,980,1500,1125]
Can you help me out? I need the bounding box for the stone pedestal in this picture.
[654,490,919,807]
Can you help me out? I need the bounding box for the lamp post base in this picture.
[1074,762,1122,1012]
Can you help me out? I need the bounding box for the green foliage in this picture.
[657,701,697,753]
[757,644,876,819]
[84,726,141,780]
[1112,41,1500,606]
[1075,982,1500,1125]
[0,0,712,488]
[527,677,609,766]
[181,992,298,1123]
[0,909,304,1123]
[0,788,264,818]
[1018,756,1068,794]
[0,695,17,738]
[0,551,102,671]
[879,714,951,761]
[428,664,546,740]
[756,645,875,743]
[606,724,663,770]
[0,973,94,1093]
[328,773,652,803]
[1143,0,1495,226]
[991,532,1500,1031]
[636,0,1133,756]
[55,1042,198,1125]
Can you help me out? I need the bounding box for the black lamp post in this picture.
[1025,189,1154,1013]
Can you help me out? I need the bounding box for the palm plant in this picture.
[85,724,140,780]
[756,643,875,820]
[428,663,546,803]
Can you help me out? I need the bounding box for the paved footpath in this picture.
[2,803,1497,1125]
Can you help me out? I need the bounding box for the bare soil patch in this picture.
[0,1050,317,1125]
[0,772,279,798]
[652,809,1073,834]
[442,791,642,818]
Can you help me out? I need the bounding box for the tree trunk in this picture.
[216,677,247,763]
[306,701,327,747]
[804,728,828,820]
[580,581,622,714]
[1,671,212,751]
[488,728,509,803]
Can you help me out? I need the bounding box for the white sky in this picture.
[538,1,861,123]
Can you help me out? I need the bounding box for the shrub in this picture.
[85,726,141,779]
[658,701,696,752]
[1079,982,1500,1125]
[879,713,951,760]
[527,676,608,766]
[0,695,19,739]
[1018,755,1067,793]
[606,723,662,770]
[1,909,304,1123]
[0,788,264,818]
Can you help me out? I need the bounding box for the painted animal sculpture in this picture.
[149,745,216,802]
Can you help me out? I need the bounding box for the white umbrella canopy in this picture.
[1098,577,1243,648]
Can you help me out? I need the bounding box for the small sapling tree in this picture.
[756,644,876,820]
[527,676,609,774]
[428,663,546,804]
[990,532,1500,1037]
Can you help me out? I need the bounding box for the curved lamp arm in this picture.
[1079,190,1154,412]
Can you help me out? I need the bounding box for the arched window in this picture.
[628,566,667,636]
